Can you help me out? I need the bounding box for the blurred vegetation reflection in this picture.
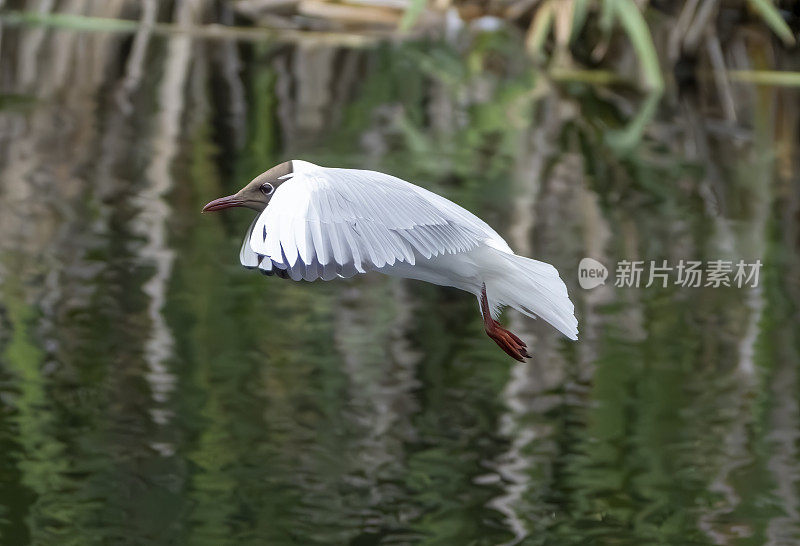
[0,1,799,545]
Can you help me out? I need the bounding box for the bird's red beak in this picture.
[202,194,245,212]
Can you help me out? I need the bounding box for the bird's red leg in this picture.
[480,283,531,362]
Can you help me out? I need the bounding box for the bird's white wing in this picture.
[247,164,485,281]
[405,183,513,254]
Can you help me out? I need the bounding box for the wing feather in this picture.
[341,223,367,274]
[240,217,261,268]
[294,217,312,265]
[328,223,348,266]
[278,213,297,267]
[311,220,330,266]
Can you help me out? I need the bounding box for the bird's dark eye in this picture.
[260,182,274,195]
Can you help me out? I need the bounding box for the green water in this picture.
[0,26,799,546]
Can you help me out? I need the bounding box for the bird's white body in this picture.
[240,160,578,340]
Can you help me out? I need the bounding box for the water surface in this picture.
[0,22,799,546]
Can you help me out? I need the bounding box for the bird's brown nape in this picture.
[267,160,293,180]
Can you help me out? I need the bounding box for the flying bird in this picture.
[203,160,578,361]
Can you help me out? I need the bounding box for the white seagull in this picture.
[203,160,578,361]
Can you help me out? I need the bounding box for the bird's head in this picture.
[202,161,293,213]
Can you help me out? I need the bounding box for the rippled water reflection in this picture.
[0,21,799,546]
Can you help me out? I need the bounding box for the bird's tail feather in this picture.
[484,249,579,340]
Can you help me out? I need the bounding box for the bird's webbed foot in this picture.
[484,319,531,362]
[479,282,531,362]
